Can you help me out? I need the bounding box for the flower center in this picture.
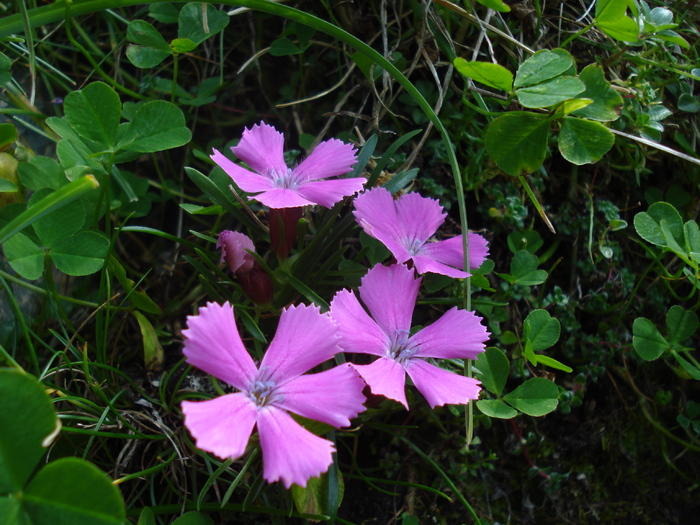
[404,238,424,257]
[388,330,418,365]
[270,168,299,190]
[248,379,278,407]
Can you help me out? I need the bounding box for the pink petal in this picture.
[394,192,446,249]
[276,363,366,427]
[182,302,258,390]
[330,289,390,356]
[419,233,490,271]
[251,188,315,209]
[217,230,255,273]
[409,308,488,359]
[181,393,256,459]
[411,254,470,278]
[261,304,341,382]
[359,264,420,336]
[211,149,275,193]
[353,357,408,408]
[405,359,481,408]
[231,122,288,176]
[353,188,404,251]
[295,178,366,208]
[257,407,335,489]
[293,139,358,181]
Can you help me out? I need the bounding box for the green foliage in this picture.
[0,369,125,525]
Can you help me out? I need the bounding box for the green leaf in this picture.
[170,37,197,54]
[475,0,510,11]
[633,201,684,247]
[503,377,559,416]
[666,305,698,345]
[149,3,180,24]
[63,82,121,148]
[653,30,689,49]
[107,256,162,314]
[18,156,67,191]
[178,3,230,45]
[514,49,575,89]
[685,220,700,254]
[126,20,172,68]
[516,76,585,108]
[678,93,700,113]
[453,59,513,92]
[50,231,110,276]
[507,230,543,254]
[476,399,517,419]
[523,309,560,352]
[534,354,573,373]
[3,232,45,280]
[29,189,85,249]
[558,117,615,165]
[171,511,215,525]
[571,64,623,121]
[0,122,17,149]
[475,347,510,397]
[120,100,191,153]
[21,457,125,524]
[595,0,639,41]
[133,311,164,370]
[550,98,593,119]
[485,112,548,176]
[632,317,668,361]
[137,507,156,525]
[499,250,548,285]
[291,467,344,518]
[672,351,700,381]
[0,369,59,493]
[0,178,16,192]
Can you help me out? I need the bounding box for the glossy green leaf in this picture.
[453,58,513,92]
[126,20,172,68]
[514,49,575,89]
[3,232,45,280]
[634,202,684,247]
[595,0,639,41]
[120,101,191,153]
[476,399,517,419]
[149,3,180,24]
[572,64,623,121]
[475,347,510,397]
[678,93,700,113]
[178,3,229,45]
[523,309,560,352]
[632,317,668,361]
[0,369,59,493]
[558,117,615,165]
[0,179,16,192]
[534,354,573,373]
[21,457,125,525]
[516,76,585,108]
[503,377,559,416]
[63,82,121,148]
[550,98,593,119]
[666,306,698,345]
[653,29,689,49]
[50,231,110,276]
[485,112,548,176]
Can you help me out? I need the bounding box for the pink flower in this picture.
[352,187,489,278]
[217,230,255,274]
[181,302,366,488]
[211,122,365,209]
[330,264,489,408]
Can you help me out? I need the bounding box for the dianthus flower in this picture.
[330,264,489,408]
[181,302,366,488]
[211,122,365,209]
[217,231,272,304]
[352,187,489,278]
